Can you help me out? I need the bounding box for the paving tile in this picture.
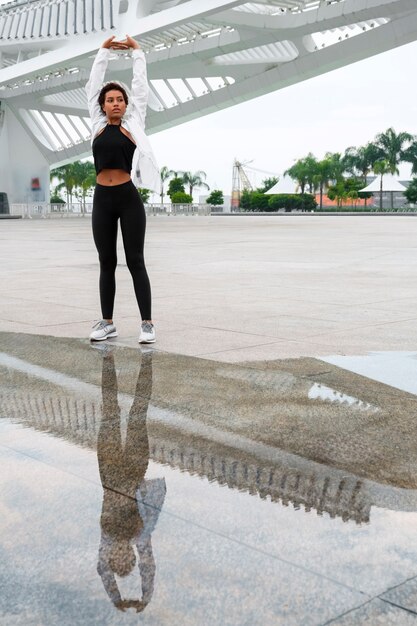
[380,577,417,614]
[326,598,417,625]
[0,298,97,326]
[0,445,367,626]
[197,339,344,362]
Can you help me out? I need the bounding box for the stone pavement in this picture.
[2,216,417,625]
[1,215,417,360]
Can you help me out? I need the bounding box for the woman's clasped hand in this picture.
[101,35,140,50]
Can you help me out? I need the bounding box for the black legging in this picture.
[92,180,151,320]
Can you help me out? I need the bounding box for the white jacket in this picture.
[85,47,160,193]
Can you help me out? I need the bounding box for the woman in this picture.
[85,35,159,343]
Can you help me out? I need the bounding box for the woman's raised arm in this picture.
[85,37,128,122]
[123,35,149,130]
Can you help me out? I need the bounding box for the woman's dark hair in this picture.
[98,82,129,114]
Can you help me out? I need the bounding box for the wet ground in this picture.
[3,216,417,624]
[2,331,417,625]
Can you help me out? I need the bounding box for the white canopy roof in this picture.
[265,175,298,194]
[360,174,407,193]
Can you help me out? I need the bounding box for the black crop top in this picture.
[92,124,136,175]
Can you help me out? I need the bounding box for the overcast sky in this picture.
[148,40,417,199]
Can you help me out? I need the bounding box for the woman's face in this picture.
[102,90,127,121]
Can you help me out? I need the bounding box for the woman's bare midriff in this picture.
[96,169,131,186]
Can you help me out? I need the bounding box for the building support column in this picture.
[0,103,50,205]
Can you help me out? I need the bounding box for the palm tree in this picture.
[181,170,210,197]
[160,166,174,204]
[373,159,391,210]
[344,143,381,184]
[403,140,417,176]
[73,161,96,214]
[285,153,317,194]
[285,159,308,194]
[304,154,319,194]
[327,181,348,209]
[313,158,333,210]
[51,164,78,205]
[344,143,381,208]
[326,151,348,183]
[374,127,413,175]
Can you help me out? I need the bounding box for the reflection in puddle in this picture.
[2,334,417,516]
[308,382,379,413]
[2,333,417,620]
[97,352,165,613]
[0,350,374,525]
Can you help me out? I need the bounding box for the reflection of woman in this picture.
[85,35,159,344]
[96,352,165,613]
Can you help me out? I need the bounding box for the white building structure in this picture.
[1,0,417,203]
[265,175,298,195]
[360,173,408,194]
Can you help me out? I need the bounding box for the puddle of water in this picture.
[1,332,417,624]
[321,351,417,396]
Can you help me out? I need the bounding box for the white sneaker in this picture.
[139,321,156,343]
[89,320,118,341]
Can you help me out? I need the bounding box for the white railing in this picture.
[146,203,211,216]
[9,202,90,218]
[9,202,213,218]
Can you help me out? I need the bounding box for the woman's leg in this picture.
[92,185,119,320]
[119,184,152,321]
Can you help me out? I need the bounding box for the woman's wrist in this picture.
[124,35,140,50]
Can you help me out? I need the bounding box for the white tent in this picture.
[265,175,298,195]
[359,174,407,193]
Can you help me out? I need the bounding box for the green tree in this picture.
[347,189,359,208]
[51,161,97,212]
[327,177,369,209]
[167,177,185,199]
[403,140,417,176]
[404,178,417,205]
[50,193,65,205]
[239,189,252,210]
[181,170,210,197]
[373,159,391,210]
[160,166,174,204]
[72,161,96,214]
[344,143,380,207]
[51,164,78,205]
[374,127,413,174]
[138,188,151,203]
[304,154,319,193]
[50,185,65,204]
[238,190,269,211]
[326,152,347,183]
[344,143,381,181]
[313,158,333,210]
[206,190,224,205]
[268,194,316,212]
[250,192,269,211]
[258,177,278,193]
[171,191,193,204]
[285,154,317,194]
[327,181,348,208]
